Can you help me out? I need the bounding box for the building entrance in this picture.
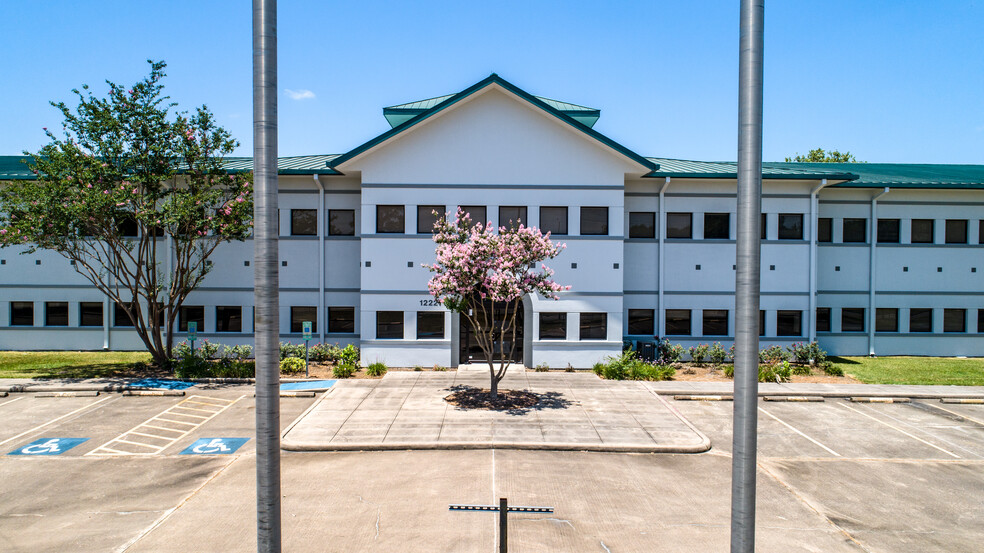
[458,299,524,363]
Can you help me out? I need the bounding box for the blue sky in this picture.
[2,1,982,163]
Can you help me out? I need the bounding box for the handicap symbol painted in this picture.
[180,438,249,455]
[9,437,89,456]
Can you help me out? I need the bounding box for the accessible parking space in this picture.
[0,394,118,450]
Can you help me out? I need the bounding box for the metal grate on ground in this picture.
[86,395,244,456]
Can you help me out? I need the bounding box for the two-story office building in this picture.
[2,74,983,366]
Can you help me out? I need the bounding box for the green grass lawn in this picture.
[0,351,152,379]
[830,356,984,386]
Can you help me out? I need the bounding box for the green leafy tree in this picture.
[785,148,859,163]
[0,61,252,365]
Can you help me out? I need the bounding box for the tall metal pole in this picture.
[731,1,764,552]
[253,0,281,551]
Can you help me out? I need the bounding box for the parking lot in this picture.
[1,387,982,552]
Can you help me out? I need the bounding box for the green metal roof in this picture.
[383,88,601,128]
[0,154,343,180]
[645,158,859,181]
[768,162,984,189]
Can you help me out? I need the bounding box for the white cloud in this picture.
[285,89,315,101]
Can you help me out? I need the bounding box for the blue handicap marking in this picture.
[9,437,89,456]
[280,379,336,391]
[180,438,249,455]
[131,378,196,390]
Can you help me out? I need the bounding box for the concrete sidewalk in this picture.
[645,380,984,399]
[281,371,711,453]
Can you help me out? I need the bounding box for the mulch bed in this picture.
[444,388,540,410]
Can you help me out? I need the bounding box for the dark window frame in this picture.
[943,308,966,333]
[911,219,934,243]
[877,219,900,243]
[776,310,802,336]
[875,308,899,333]
[539,206,569,236]
[416,312,445,339]
[539,312,567,340]
[817,218,833,243]
[843,218,867,243]
[498,206,528,230]
[328,307,356,334]
[80,302,103,327]
[376,311,404,339]
[627,309,655,335]
[909,308,933,333]
[778,213,804,240]
[579,207,609,236]
[215,306,243,333]
[45,301,69,327]
[579,312,607,340]
[841,308,866,332]
[702,309,728,336]
[290,306,317,334]
[628,212,656,239]
[179,305,205,332]
[10,301,34,326]
[417,205,445,234]
[945,219,968,244]
[666,212,692,239]
[703,213,730,240]
[816,307,831,332]
[459,206,488,228]
[375,205,405,234]
[665,309,691,336]
[328,209,356,236]
[289,209,318,236]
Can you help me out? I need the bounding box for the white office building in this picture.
[2,75,983,366]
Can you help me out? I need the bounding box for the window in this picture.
[759,310,766,336]
[911,219,934,243]
[290,306,317,333]
[666,213,692,239]
[841,308,865,332]
[416,312,445,339]
[45,302,68,326]
[761,213,768,240]
[945,219,968,244]
[665,309,691,335]
[777,311,802,336]
[877,219,900,243]
[843,219,867,243]
[980,220,984,245]
[627,309,654,335]
[629,212,655,238]
[778,214,804,240]
[179,306,205,332]
[10,302,34,326]
[580,207,609,235]
[818,218,832,243]
[376,205,405,234]
[816,307,831,332]
[909,308,933,333]
[116,216,139,237]
[460,205,487,227]
[702,310,728,336]
[944,309,966,333]
[290,209,317,236]
[876,308,899,332]
[80,302,103,327]
[703,213,730,240]
[328,209,355,236]
[114,302,134,327]
[579,312,607,340]
[539,207,568,235]
[376,311,404,339]
[979,309,984,333]
[539,312,567,340]
[216,306,242,332]
[328,307,355,334]
[499,206,527,230]
[417,205,445,234]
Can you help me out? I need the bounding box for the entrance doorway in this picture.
[458,299,524,363]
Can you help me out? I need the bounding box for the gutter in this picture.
[808,179,831,343]
[868,187,890,356]
[314,174,326,345]
[657,177,671,338]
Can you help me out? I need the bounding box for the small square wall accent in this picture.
[769,265,775,271]
[903,266,908,272]
[835,266,840,271]
[695,264,701,270]
[571,263,577,269]
[973,268,977,273]
[35,260,41,265]
[732,264,736,270]
[1,259,5,265]
[407,261,414,267]
[937,267,943,272]
[281,261,287,267]
[365,261,371,267]
[244,261,250,267]
[613,263,619,269]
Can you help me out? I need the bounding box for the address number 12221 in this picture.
[419,299,441,307]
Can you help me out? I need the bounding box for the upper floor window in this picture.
[290,209,317,236]
[666,212,692,239]
[842,219,867,243]
[116,216,139,237]
[817,218,832,242]
[539,207,568,235]
[703,213,730,240]
[628,212,655,238]
[460,206,487,228]
[877,219,900,243]
[778,214,804,240]
[328,209,355,236]
[580,207,609,235]
[376,205,405,234]
[911,219,934,243]
[499,206,527,230]
[945,219,968,244]
[417,205,445,234]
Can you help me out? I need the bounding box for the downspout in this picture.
[657,177,671,338]
[808,179,830,344]
[314,174,326,345]
[868,187,890,356]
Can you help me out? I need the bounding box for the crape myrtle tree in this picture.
[0,61,252,366]
[427,208,570,397]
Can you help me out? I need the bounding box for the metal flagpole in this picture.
[731,1,764,552]
[253,0,281,551]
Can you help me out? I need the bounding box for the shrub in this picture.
[688,344,709,366]
[663,343,684,364]
[758,360,792,383]
[412,365,423,371]
[595,351,675,381]
[338,344,360,367]
[592,362,605,376]
[366,362,387,377]
[723,364,734,378]
[279,341,305,360]
[820,360,843,376]
[215,360,254,378]
[728,344,736,362]
[759,345,789,364]
[308,343,335,363]
[787,342,828,365]
[226,344,253,361]
[173,341,192,360]
[534,363,550,372]
[432,365,447,371]
[333,363,356,378]
[791,364,812,376]
[197,339,220,360]
[280,357,305,374]
[565,364,575,372]
[708,342,728,365]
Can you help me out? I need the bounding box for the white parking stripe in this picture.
[0,395,116,448]
[932,403,984,427]
[0,396,25,409]
[759,407,841,457]
[838,402,961,459]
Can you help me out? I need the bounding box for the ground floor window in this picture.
[876,308,899,332]
[539,312,567,340]
[80,302,103,327]
[416,312,444,339]
[328,307,355,333]
[216,306,242,332]
[114,302,134,327]
[776,310,802,336]
[665,310,691,336]
[841,308,865,332]
[943,309,966,333]
[627,309,654,335]
[10,302,34,326]
[909,308,932,333]
[45,302,69,326]
[179,306,205,332]
[290,306,317,333]
[376,311,403,339]
[499,206,527,230]
[579,312,606,340]
[978,309,984,333]
[816,308,831,332]
[702,310,728,336]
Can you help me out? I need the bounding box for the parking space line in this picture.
[837,402,960,459]
[932,403,984,427]
[87,394,245,456]
[0,395,116,448]
[183,399,228,408]
[758,407,841,457]
[171,406,221,414]
[0,396,25,409]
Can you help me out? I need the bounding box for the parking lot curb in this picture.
[280,440,711,454]
[673,395,733,401]
[650,389,984,401]
[122,390,186,397]
[34,391,100,397]
[0,391,7,397]
[940,397,984,404]
[850,397,911,403]
[763,396,824,402]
